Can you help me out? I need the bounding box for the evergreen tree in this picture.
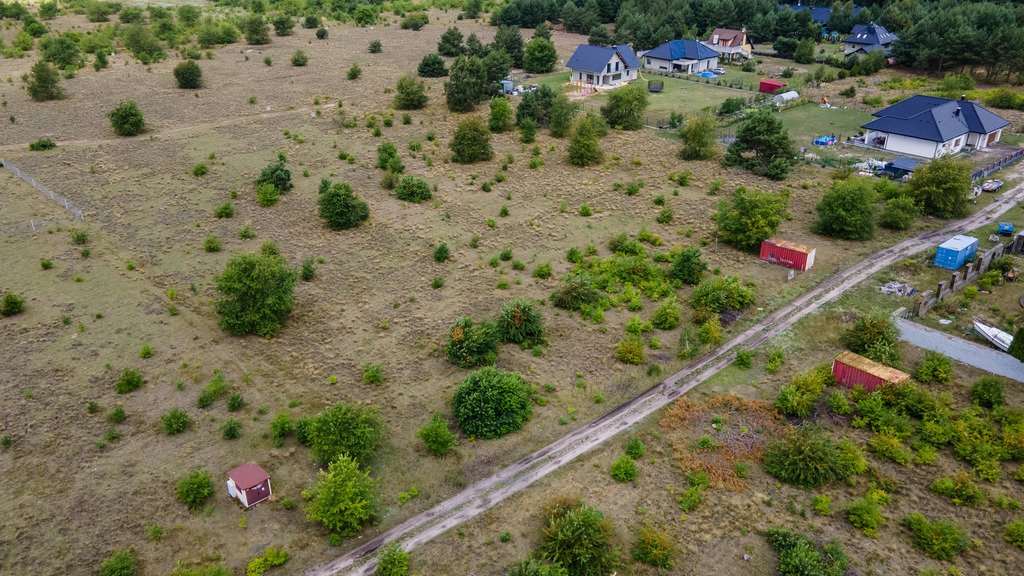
[444,55,487,112]
[678,116,717,160]
[548,93,581,138]
[494,25,525,68]
[393,75,429,110]
[482,48,512,87]
[465,32,487,58]
[438,26,464,57]
[600,82,649,130]
[450,116,494,163]
[533,22,551,41]
[318,181,369,230]
[489,96,515,133]
[722,110,794,180]
[714,187,790,252]
[588,25,614,46]
[567,114,606,166]
[242,14,270,45]
[793,38,815,64]
[669,246,708,285]
[26,60,63,101]
[418,54,449,78]
[1008,327,1024,362]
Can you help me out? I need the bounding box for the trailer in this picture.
[760,238,816,271]
[832,351,910,392]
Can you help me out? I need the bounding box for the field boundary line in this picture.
[1,157,84,222]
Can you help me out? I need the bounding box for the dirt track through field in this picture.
[307,181,1024,576]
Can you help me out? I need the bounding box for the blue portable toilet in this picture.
[998,222,1014,236]
[934,235,979,270]
[499,80,514,94]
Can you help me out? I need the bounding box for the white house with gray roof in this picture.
[862,95,1010,158]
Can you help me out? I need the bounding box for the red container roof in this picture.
[763,238,815,255]
[834,351,910,383]
[228,462,269,489]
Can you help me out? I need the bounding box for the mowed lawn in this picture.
[774,104,873,144]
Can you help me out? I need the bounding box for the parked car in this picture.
[712,68,726,75]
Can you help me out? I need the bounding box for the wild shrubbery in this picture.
[395,176,433,202]
[765,528,849,576]
[550,273,600,311]
[901,514,971,560]
[541,497,619,576]
[774,366,831,418]
[177,469,214,511]
[631,523,674,568]
[843,315,902,367]
[690,276,755,313]
[302,403,384,467]
[417,412,457,456]
[304,454,378,535]
[318,181,369,230]
[496,298,545,347]
[214,253,296,337]
[115,368,143,394]
[1,293,25,317]
[930,470,985,506]
[445,317,499,368]
[451,367,532,439]
[914,351,953,383]
[763,426,858,488]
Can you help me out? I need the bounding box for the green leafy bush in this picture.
[256,182,279,206]
[449,116,493,163]
[550,273,599,311]
[161,408,190,434]
[847,494,884,537]
[631,523,674,568]
[901,513,970,559]
[651,295,680,330]
[610,454,637,482]
[764,426,851,488]
[304,454,378,535]
[765,528,849,576]
[869,428,912,465]
[290,49,307,66]
[445,317,499,368]
[107,100,145,136]
[616,336,645,364]
[930,470,985,506]
[254,161,293,192]
[826,392,850,415]
[690,275,755,313]
[362,363,382,385]
[668,246,707,285]
[1,293,25,317]
[203,234,221,252]
[246,548,289,576]
[221,417,242,439]
[305,403,384,467]
[774,368,829,418]
[173,59,203,88]
[99,550,137,576]
[1006,519,1024,549]
[433,242,449,263]
[915,351,953,383]
[319,181,369,230]
[496,298,545,346]
[375,542,410,576]
[213,202,234,218]
[177,469,214,511]
[115,368,143,394]
[843,315,902,366]
[451,367,532,439]
[541,498,619,576]
[971,376,1005,408]
[417,412,457,456]
[625,438,645,459]
[214,253,296,337]
[28,137,57,151]
[395,175,433,202]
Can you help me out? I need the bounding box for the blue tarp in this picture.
[814,136,836,146]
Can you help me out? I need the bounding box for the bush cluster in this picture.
[395,176,432,203]
[417,412,457,456]
[690,276,755,313]
[318,181,369,230]
[451,367,532,439]
[445,316,499,368]
[765,528,849,576]
[303,402,384,467]
[495,298,545,347]
[764,426,859,488]
[1,293,25,317]
[774,367,831,418]
[177,469,214,511]
[901,513,970,560]
[115,368,143,394]
[541,498,619,576]
[609,454,637,482]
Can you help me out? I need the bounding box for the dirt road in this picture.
[307,184,1024,576]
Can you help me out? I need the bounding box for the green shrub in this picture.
[300,258,316,281]
[214,253,296,337]
[541,498,619,576]
[915,351,953,383]
[363,363,382,385]
[764,426,851,488]
[256,182,280,206]
[812,495,831,516]
[221,417,242,439]
[238,226,256,239]
[625,438,645,459]
[651,295,680,330]
[450,116,493,163]
[690,275,755,313]
[348,63,362,79]
[161,408,190,434]
[227,392,244,411]
[610,454,637,482]
[616,336,645,364]
[826,392,850,415]
[445,317,499,368]
[106,406,126,423]
[395,175,433,202]
[698,317,722,345]
[177,469,214,511]
[533,262,553,279]
[901,513,970,560]
[107,100,145,136]
[304,454,377,535]
[213,202,234,218]
[417,412,457,456]
[433,242,449,263]
[496,298,545,346]
[1,293,25,317]
[869,428,912,465]
[99,550,137,576]
[115,368,143,394]
[319,181,370,230]
[304,403,384,466]
[375,542,410,576]
[734,349,753,370]
[270,412,294,442]
[971,376,1005,408]
[765,528,849,576]
[255,161,293,192]
[631,523,674,568]
[28,137,56,151]
[843,315,902,366]
[192,162,209,177]
[930,470,985,506]
[1006,519,1024,549]
[452,367,532,439]
[203,234,221,252]
[290,49,308,66]
[174,59,203,88]
[847,494,884,537]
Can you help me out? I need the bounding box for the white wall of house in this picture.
[641,55,718,74]
[967,129,1002,149]
[569,53,636,87]
[865,130,939,158]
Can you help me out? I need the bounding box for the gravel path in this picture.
[897,318,1024,382]
[306,180,1024,576]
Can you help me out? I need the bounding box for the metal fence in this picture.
[970,148,1024,181]
[1,157,84,222]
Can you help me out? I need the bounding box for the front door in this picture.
[988,132,998,146]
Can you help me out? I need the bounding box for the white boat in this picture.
[973,317,1014,352]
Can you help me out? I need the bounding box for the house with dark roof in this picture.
[566,44,641,88]
[701,28,752,60]
[778,3,863,23]
[862,95,1010,158]
[843,22,898,56]
[638,39,720,74]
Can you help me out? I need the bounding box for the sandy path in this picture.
[305,178,1024,575]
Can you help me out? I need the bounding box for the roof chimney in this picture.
[960,94,967,101]
[955,107,961,116]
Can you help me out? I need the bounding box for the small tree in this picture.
[291,49,308,66]
[722,110,794,180]
[304,403,384,466]
[416,412,457,456]
[1008,327,1024,362]
[173,59,203,89]
[108,100,146,136]
[395,176,433,202]
[519,117,537,143]
[444,55,487,112]
[541,499,619,576]
[600,83,650,130]
[452,367,532,439]
[718,97,746,115]
[255,162,293,192]
[493,25,524,68]
[496,298,544,345]
[713,186,790,251]
[588,24,614,46]
[418,53,448,77]
[375,542,411,576]
[764,426,851,488]
[905,155,971,218]
[305,454,378,535]
[548,93,581,138]
[368,39,382,53]
[318,181,369,230]
[445,316,499,368]
[489,96,514,132]
[242,14,270,45]
[214,253,297,337]
[99,550,137,576]
[669,246,708,285]
[177,469,214,511]
[678,116,716,160]
[0,293,25,317]
[27,59,64,101]
[813,177,878,240]
[567,114,605,166]
[450,116,493,162]
[522,37,557,73]
[347,63,362,79]
[393,75,428,110]
[793,38,815,64]
[880,195,919,230]
[437,26,464,57]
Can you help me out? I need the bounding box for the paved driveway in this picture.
[897,318,1024,382]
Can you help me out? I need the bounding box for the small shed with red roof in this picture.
[760,238,816,271]
[226,462,272,508]
[759,79,787,94]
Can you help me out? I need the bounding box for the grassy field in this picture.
[774,104,873,143]
[4,7,1024,576]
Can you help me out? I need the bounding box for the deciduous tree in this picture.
[600,82,649,130]
[813,177,878,240]
[904,155,971,218]
[713,186,790,251]
[214,252,297,337]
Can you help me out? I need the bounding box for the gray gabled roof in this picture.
[566,44,640,74]
[843,22,898,53]
[863,95,1010,143]
[644,39,720,62]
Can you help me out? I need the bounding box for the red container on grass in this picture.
[759,79,786,94]
[760,238,816,271]
[832,351,910,392]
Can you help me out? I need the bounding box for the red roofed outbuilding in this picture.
[227,462,272,508]
[760,238,816,271]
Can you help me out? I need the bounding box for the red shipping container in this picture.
[831,351,910,392]
[759,79,786,94]
[760,238,816,271]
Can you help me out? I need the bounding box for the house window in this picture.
[612,73,621,81]
[587,74,594,83]
[646,57,650,65]
[615,62,619,72]
[606,63,611,73]
[954,138,962,147]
